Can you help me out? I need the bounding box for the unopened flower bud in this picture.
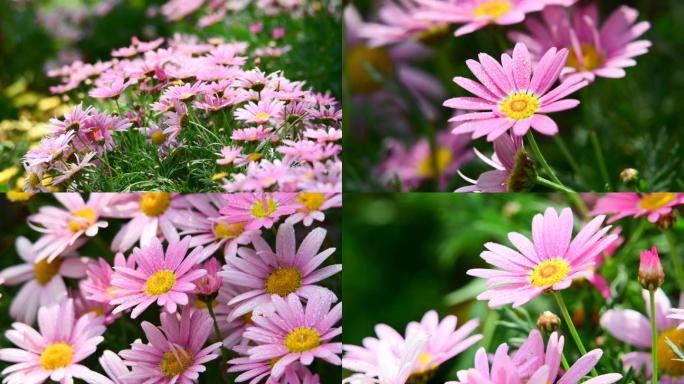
[506,150,536,192]
[656,213,676,230]
[638,246,664,291]
[619,168,638,185]
[537,311,561,334]
[194,258,221,300]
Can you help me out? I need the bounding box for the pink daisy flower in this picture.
[119,308,222,384]
[468,207,617,308]
[229,344,323,384]
[218,222,340,322]
[216,146,243,165]
[235,99,285,125]
[107,192,188,252]
[89,78,136,99]
[80,253,135,305]
[211,282,253,348]
[509,4,651,82]
[71,287,118,326]
[590,192,684,224]
[174,194,261,260]
[585,227,623,300]
[220,192,297,230]
[110,236,207,318]
[0,299,110,384]
[99,350,132,384]
[0,236,88,324]
[450,330,622,384]
[343,310,482,382]
[47,103,95,135]
[447,43,588,141]
[28,193,111,262]
[416,0,546,37]
[601,288,684,381]
[670,308,684,330]
[456,132,522,192]
[231,126,273,142]
[285,192,342,227]
[241,293,342,379]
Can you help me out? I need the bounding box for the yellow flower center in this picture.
[656,328,684,377]
[639,193,677,210]
[473,0,512,19]
[417,147,453,178]
[34,258,62,285]
[29,172,41,188]
[407,352,440,383]
[151,131,166,146]
[214,223,245,239]
[265,267,302,296]
[284,327,321,353]
[530,258,570,287]
[566,44,605,71]
[88,306,106,316]
[242,312,254,325]
[297,192,326,212]
[251,197,278,218]
[145,270,176,296]
[247,153,263,161]
[414,23,450,43]
[40,343,74,371]
[346,46,394,94]
[254,112,270,121]
[501,92,540,120]
[67,207,97,233]
[140,192,172,217]
[194,298,217,309]
[160,348,193,377]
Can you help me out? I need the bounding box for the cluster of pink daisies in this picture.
[349,1,651,191]
[0,192,342,383]
[343,194,684,383]
[26,34,341,192]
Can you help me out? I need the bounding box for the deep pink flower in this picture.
[447,43,588,140]
[638,245,664,290]
[590,193,684,224]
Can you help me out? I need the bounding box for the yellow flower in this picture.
[0,166,19,184]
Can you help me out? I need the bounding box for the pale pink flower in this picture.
[89,78,136,99]
[99,350,133,384]
[80,253,134,305]
[235,99,285,125]
[590,193,684,223]
[285,193,342,226]
[304,128,342,142]
[218,223,339,321]
[229,345,323,383]
[468,207,617,307]
[119,308,222,384]
[161,82,206,102]
[447,43,588,140]
[47,103,95,135]
[0,237,88,324]
[0,300,110,384]
[231,126,273,142]
[601,288,684,382]
[110,236,207,318]
[343,310,481,382]
[216,146,243,165]
[28,193,111,262]
[220,192,297,230]
[509,4,651,82]
[669,308,684,330]
[240,293,342,379]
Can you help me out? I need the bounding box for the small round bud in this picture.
[638,246,665,291]
[537,311,561,334]
[619,168,638,185]
[656,213,677,231]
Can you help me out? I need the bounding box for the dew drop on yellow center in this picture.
[161,348,193,377]
[265,267,302,296]
[251,197,278,218]
[140,192,172,217]
[417,147,453,178]
[566,44,605,71]
[40,342,74,370]
[639,193,676,210]
[501,92,540,120]
[530,258,570,287]
[284,327,321,353]
[297,192,326,212]
[67,207,97,233]
[34,258,62,285]
[145,270,176,296]
[656,328,684,377]
[473,0,512,19]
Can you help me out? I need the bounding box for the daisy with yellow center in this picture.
[220,192,297,230]
[286,192,341,227]
[590,193,684,224]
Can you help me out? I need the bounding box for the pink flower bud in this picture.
[638,246,665,290]
[194,258,221,297]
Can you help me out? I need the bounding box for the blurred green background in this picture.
[342,193,684,382]
[344,0,684,192]
[0,194,342,382]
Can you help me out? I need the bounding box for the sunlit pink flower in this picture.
[47,102,95,135]
[89,78,136,99]
[416,0,545,37]
[509,4,651,82]
[119,308,222,383]
[285,192,342,226]
[80,253,134,305]
[0,300,109,384]
[447,43,588,140]
[304,128,342,142]
[110,236,207,318]
[216,146,243,165]
[220,192,297,230]
[229,344,322,384]
[590,193,684,224]
[161,82,206,102]
[218,223,339,321]
[344,310,481,382]
[468,207,617,307]
[601,288,684,382]
[231,126,273,142]
[235,99,285,125]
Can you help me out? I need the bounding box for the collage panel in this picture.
[0,193,342,383]
[344,0,684,192]
[343,193,684,383]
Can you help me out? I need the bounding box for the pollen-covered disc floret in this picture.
[500,92,540,120]
[468,207,617,308]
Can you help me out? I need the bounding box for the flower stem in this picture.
[665,230,684,293]
[204,299,231,383]
[589,130,612,191]
[535,176,575,193]
[526,132,567,188]
[553,291,598,377]
[206,302,224,343]
[650,289,659,384]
